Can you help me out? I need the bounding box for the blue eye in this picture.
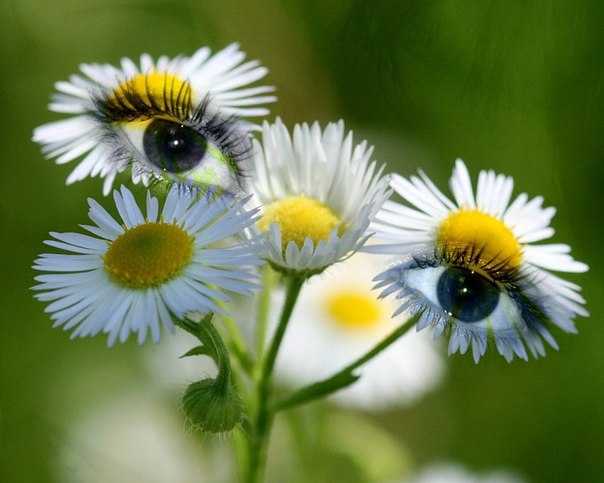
[436,266,500,322]
[375,250,560,362]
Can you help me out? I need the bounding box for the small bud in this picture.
[182,378,243,433]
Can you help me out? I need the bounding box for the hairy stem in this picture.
[246,276,305,483]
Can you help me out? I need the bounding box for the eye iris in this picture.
[143,119,207,173]
[436,266,500,322]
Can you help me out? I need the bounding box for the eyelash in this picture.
[95,74,193,122]
[90,80,251,189]
[435,241,522,285]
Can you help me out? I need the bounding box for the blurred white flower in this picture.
[401,462,527,483]
[272,253,445,410]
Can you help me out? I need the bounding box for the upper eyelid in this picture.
[434,242,523,286]
[391,255,537,337]
[380,247,523,290]
[93,87,246,156]
[92,77,194,124]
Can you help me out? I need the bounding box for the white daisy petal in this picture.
[87,198,123,238]
[450,159,476,209]
[146,191,159,223]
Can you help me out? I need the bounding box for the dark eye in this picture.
[143,119,209,173]
[96,81,250,193]
[436,267,500,322]
[374,250,564,362]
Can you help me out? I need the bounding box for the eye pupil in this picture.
[168,136,186,152]
[437,267,499,322]
[143,119,207,173]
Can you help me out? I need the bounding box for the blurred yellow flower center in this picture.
[108,72,192,121]
[258,196,342,249]
[438,209,522,269]
[326,290,382,329]
[104,223,194,289]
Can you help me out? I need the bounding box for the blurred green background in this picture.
[1,1,602,482]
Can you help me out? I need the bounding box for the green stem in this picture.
[254,266,275,364]
[337,314,417,377]
[274,313,420,412]
[247,276,305,483]
[233,426,250,481]
[215,300,255,374]
[174,316,238,393]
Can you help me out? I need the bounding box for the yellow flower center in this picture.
[257,196,342,250]
[437,209,522,269]
[325,290,382,329]
[108,72,192,121]
[104,222,194,289]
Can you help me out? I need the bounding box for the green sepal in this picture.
[182,378,243,433]
[180,345,212,358]
[174,313,242,433]
[274,370,360,412]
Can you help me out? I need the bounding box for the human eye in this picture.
[375,244,560,363]
[94,72,250,193]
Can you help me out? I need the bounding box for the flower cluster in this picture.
[32,43,588,483]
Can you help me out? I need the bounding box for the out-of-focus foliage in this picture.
[1,1,602,482]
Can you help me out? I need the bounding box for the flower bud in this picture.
[182,378,243,433]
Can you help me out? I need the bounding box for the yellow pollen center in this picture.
[257,196,342,249]
[437,209,522,269]
[109,72,192,119]
[104,223,194,289]
[326,290,382,329]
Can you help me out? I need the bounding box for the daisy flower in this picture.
[272,253,444,410]
[405,462,527,483]
[33,43,276,195]
[370,159,588,362]
[32,185,264,346]
[250,118,391,276]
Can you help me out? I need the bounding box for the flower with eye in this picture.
[33,44,276,195]
[32,185,264,346]
[250,118,391,276]
[370,159,588,362]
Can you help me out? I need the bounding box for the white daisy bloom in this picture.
[32,185,265,346]
[370,159,588,362]
[33,43,276,195]
[404,462,527,483]
[250,118,391,276]
[273,253,444,410]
